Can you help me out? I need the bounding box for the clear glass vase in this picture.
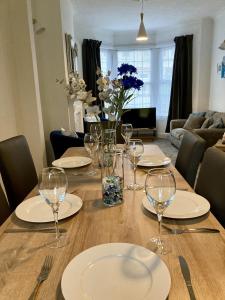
[101,149,124,207]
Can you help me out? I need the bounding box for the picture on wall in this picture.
[221,56,225,78]
[218,56,225,79]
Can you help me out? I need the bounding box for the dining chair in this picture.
[0,135,38,210]
[175,131,206,188]
[195,147,225,227]
[50,130,84,159]
[0,183,11,225]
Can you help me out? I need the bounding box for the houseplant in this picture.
[57,72,99,136]
[96,63,144,129]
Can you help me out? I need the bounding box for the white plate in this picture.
[61,243,171,300]
[15,194,83,223]
[52,156,92,168]
[138,155,171,167]
[142,190,210,219]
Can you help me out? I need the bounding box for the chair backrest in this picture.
[195,147,225,227]
[0,183,11,225]
[50,130,84,159]
[175,131,206,187]
[0,135,38,210]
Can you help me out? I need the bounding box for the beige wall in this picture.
[0,0,46,174]
[0,0,18,141]
[32,0,73,163]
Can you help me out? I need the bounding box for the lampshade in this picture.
[219,40,225,50]
[136,13,148,41]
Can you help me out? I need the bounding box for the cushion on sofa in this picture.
[205,110,216,118]
[208,118,224,129]
[183,115,206,130]
[190,112,206,117]
[212,112,225,126]
[201,117,214,128]
[170,128,187,139]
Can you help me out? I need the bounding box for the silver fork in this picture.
[28,255,53,300]
[163,225,220,234]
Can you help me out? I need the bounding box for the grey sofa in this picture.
[169,110,225,148]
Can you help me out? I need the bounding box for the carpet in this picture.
[145,137,178,165]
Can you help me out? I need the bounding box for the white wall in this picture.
[209,10,225,111]
[32,0,71,162]
[0,0,18,141]
[0,0,46,174]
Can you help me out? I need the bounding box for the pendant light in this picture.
[136,0,148,41]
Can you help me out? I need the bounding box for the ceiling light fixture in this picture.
[136,0,148,41]
[219,40,225,50]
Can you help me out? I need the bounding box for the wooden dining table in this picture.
[0,144,225,299]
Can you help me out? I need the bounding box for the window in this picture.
[117,50,151,108]
[100,46,174,117]
[100,49,109,76]
[158,47,175,117]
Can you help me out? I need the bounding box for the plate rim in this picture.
[15,193,83,223]
[138,156,171,167]
[142,190,210,219]
[61,242,171,300]
[52,156,92,168]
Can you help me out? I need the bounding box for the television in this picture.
[121,107,156,129]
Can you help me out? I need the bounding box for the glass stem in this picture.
[158,213,162,238]
[52,208,60,240]
[134,164,137,186]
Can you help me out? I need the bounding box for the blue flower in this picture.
[122,76,144,90]
[118,64,137,75]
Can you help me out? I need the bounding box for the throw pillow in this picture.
[183,115,206,130]
[201,117,214,129]
[208,118,224,129]
[205,110,216,118]
[190,112,206,117]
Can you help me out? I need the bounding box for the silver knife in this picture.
[178,256,196,300]
[5,228,67,233]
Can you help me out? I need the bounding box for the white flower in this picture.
[99,91,110,101]
[77,90,96,104]
[77,91,88,101]
[86,105,101,116]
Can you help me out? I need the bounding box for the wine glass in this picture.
[38,167,68,248]
[121,124,133,153]
[84,133,98,175]
[145,168,176,254]
[127,139,144,190]
[90,123,102,143]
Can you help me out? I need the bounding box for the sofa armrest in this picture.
[193,128,225,147]
[170,119,187,131]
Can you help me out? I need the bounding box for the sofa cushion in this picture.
[208,118,224,129]
[190,112,206,117]
[183,115,206,130]
[171,128,187,139]
[212,112,225,125]
[201,117,214,128]
[205,110,216,118]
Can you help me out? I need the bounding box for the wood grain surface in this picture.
[0,145,224,300]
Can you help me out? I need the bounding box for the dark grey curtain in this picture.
[82,39,102,102]
[166,35,193,132]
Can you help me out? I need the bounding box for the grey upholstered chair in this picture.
[195,147,225,227]
[175,131,206,188]
[0,135,38,210]
[0,183,11,225]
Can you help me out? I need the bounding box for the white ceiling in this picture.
[72,0,225,32]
